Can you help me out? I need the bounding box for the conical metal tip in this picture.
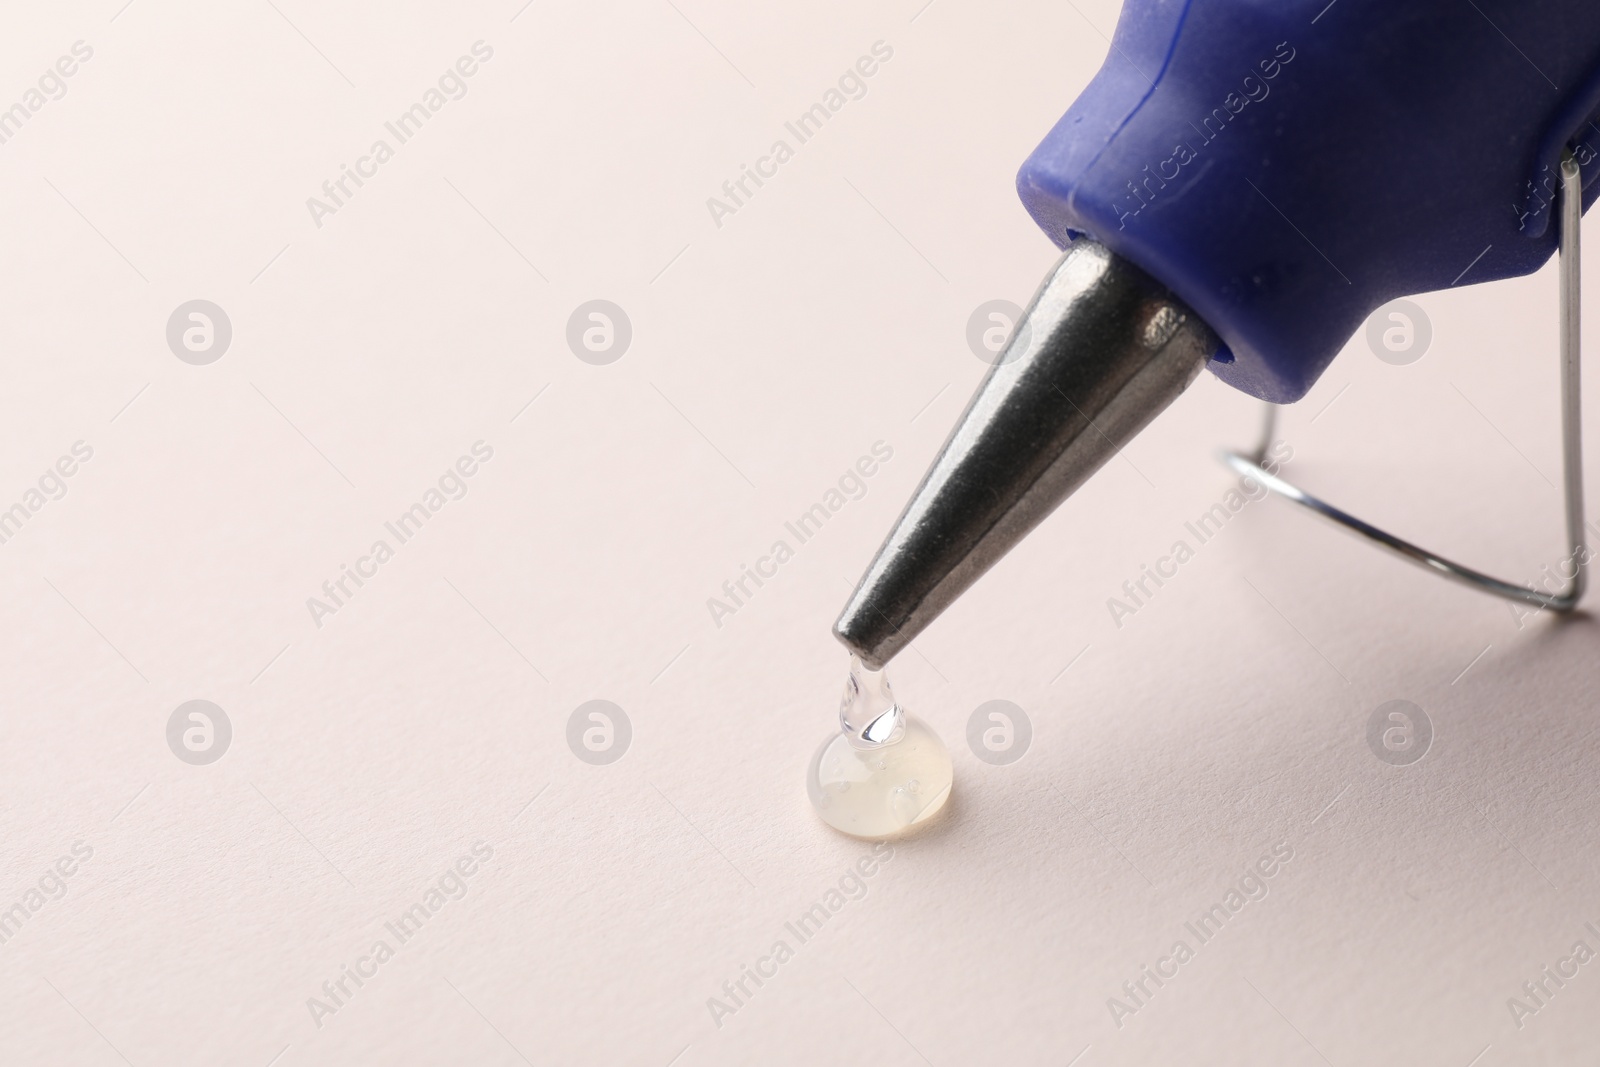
[834,241,1219,669]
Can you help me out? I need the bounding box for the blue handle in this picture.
[1017,0,1600,402]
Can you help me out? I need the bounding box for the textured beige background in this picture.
[1,1,1598,1064]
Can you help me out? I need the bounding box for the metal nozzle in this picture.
[833,240,1220,669]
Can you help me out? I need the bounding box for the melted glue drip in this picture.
[807,656,953,839]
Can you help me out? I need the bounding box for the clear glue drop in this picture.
[806,655,954,838]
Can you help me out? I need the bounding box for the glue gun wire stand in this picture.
[1221,150,1589,615]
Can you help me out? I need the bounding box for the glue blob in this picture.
[807,656,953,838]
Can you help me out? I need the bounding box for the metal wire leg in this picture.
[1220,148,1589,613]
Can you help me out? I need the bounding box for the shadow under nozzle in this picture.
[834,240,1220,669]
